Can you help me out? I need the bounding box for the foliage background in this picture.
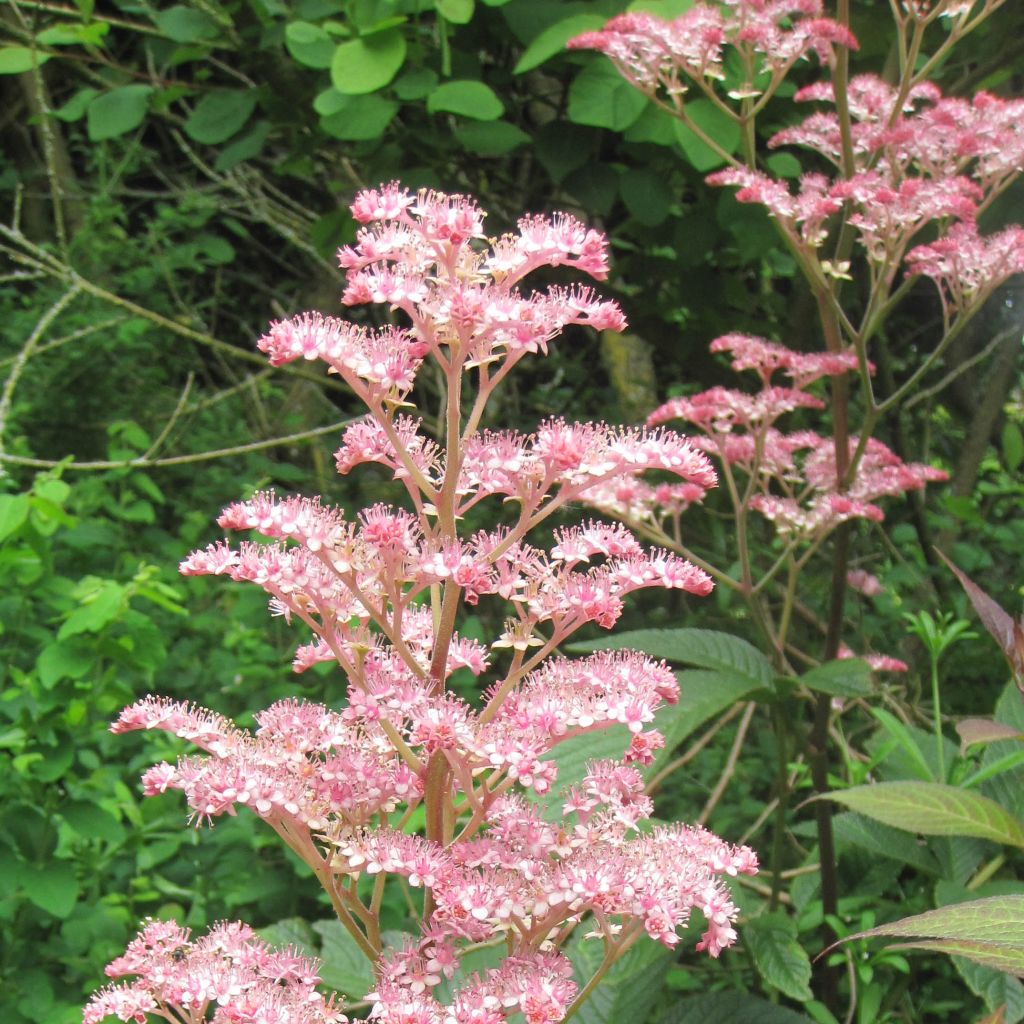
[2,0,1024,1021]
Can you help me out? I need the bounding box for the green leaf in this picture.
[427,80,504,120]
[832,812,940,874]
[436,0,474,23]
[568,931,672,1024]
[954,954,1024,1021]
[320,94,399,140]
[86,85,153,141]
[184,90,258,144]
[663,991,816,1024]
[567,61,648,131]
[259,917,318,954]
[0,493,30,542]
[213,120,271,170]
[152,5,220,42]
[331,29,406,95]
[619,166,673,225]
[393,67,439,100]
[745,912,813,1002]
[453,119,530,155]
[825,782,1024,847]
[285,21,336,68]
[61,802,125,844]
[573,628,773,687]
[1002,422,1024,473]
[798,658,873,698]
[513,13,607,74]
[58,582,125,640]
[536,727,631,820]
[869,706,935,781]
[766,151,802,178]
[0,47,51,74]
[312,919,375,998]
[22,860,80,918]
[52,87,99,122]
[36,21,109,45]
[36,639,93,689]
[673,99,742,171]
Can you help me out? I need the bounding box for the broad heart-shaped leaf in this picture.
[572,628,772,687]
[567,61,648,131]
[21,860,80,918]
[662,991,816,1024]
[285,20,336,69]
[184,90,257,144]
[320,94,399,140]
[567,930,672,1024]
[797,658,873,698]
[427,81,504,120]
[331,29,406,95]
[673,98,742,171]
[824,782,1024,847]
[743,911,812,1002]
[513,13,608,73]
[312,919,375,999]
[86,85,153,141]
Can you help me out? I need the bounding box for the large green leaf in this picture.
[825,783,1024,847]
[514,13,607,73]
[832,812,940,874]
[454,120,531,155]
[437,0,475,23]
[744,912,813,1002]
[151,5,220,42]
[86,85,153,141]
[58,582,125,639]
[567,61,647,131]
[320,94,399,140]
[673,98,742,171]
[285,21,336,68]
[797,658,873,698]
[22,861,80,918]
[331,29,406,94]
[184,90,258,144]
[312,919,376,999]
[568,932,672,1024]
[0,47,51,74]
[573,628,772,687]
[427,81,504,120]
[954,953,1024,1022]
[663,991,816,1024]
[0,493,30,542]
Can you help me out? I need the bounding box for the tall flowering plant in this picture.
[84,186,758,1024]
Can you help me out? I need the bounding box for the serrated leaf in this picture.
[955,954,1024,1023]
[899,939,1024,975]
[824,783,1024,847]
[513,13,607,73]
[568,931,672,1024]
[312,919,375,998]
[0,47,51,74]
[662,991,816,1024]
[86,85,153,141]
[798,658,873,698]
[745,912,813,1002]
[573,628,772,687]
[331,29,406,95]
[567,61,647,131]
[673,98,742,171]
[427,80,503,120]
[259,917,318,955]
[184,90,257,144]
[22,860,80,918]
[832,811,940,874]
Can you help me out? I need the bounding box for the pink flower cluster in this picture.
[83,920,345,1024]
[633,334,947,539]
[567,2,856,104]
[93,185,754,1023]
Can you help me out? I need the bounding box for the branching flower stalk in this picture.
[85,186,759,1024]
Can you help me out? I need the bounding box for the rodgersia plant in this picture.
[84,186,758,1023]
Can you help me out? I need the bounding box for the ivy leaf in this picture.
[331,29,406,94]
[824,782,1024,847]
